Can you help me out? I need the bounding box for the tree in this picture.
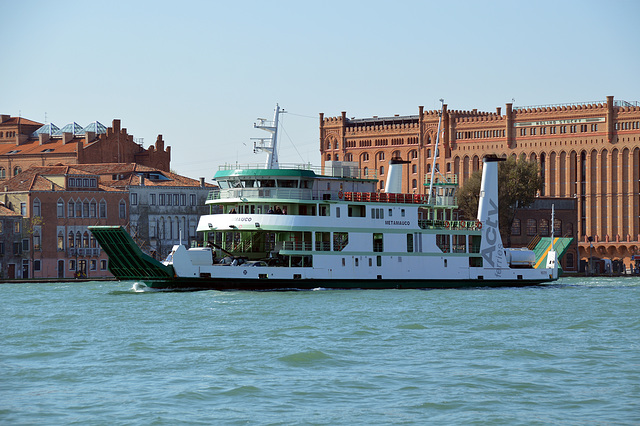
[457,157,542,247]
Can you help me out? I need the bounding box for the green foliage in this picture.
[458,157,542,246]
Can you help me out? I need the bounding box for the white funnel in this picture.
[477,156,508,270]
[384,158,410,193]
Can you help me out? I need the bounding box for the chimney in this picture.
[496,107,502,115]
[140,175,145,186]
[62,132,73,144]
[199,177,205,187]
[39,133,50,145]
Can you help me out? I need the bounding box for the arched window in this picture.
[363,167,369,177]
[412,179,417,189]
[33,198,41,217]
[334,154,339,161]
[0,167,5,179]
[539,219,549,236]
[378,152,385,161]
[13,166,21,176]
[554,219,562,236]
[326,154,331,161]
[511,218,521,236]
[83,232,90,248]
[326,140,331,150]
[68,200,75,218]
[83,199,89,217]
[412,164,417,174]
[75,199,82,217]
[409,149,418,159]
[99,200,107,218]
[68,231,75,248]
[379,166,384,175]
[362,152,369,161]
[75,231,82,248]
[90,200,97,218]
[526,219,537,236]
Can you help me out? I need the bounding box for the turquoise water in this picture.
[1,277,639,425]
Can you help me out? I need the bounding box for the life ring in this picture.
[444,221,450,229]
[476,220,482,230]
[338,191,344,199]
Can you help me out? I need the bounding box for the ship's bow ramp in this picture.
[89,226,174,280]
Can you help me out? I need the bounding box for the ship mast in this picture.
[427,99,445,205]
[253,104,285,169]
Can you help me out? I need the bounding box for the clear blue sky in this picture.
[2,0,639,180]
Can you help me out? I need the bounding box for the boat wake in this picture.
[132,282,149,292]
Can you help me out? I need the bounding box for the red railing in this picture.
[341,192,429,204]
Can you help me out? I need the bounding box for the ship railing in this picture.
[343,192,457,207]
[315,241,331,251]
[208,188,314,201]
[418,219,480,230]
[282,241,312,251]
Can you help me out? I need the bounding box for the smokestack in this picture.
[384,158,410,193]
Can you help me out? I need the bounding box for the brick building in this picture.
[0,204,28,279]
[0,165,128,279]
[0,115,171,177]
[320,96,640,268]
[72,163,215,260]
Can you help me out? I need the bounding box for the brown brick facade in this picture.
[321,96,640,269]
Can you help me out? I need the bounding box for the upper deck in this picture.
[209,163,460,208]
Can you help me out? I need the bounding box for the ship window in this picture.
[436,234,450,253]
[388,209,392,217]
[336,207,340,218]
[355,258,359,267]
[469,235,481,253]
[333,232,348,251]
[453,235,466,253]
[369,258,373,267]
[407,234,414,252]
[278,180,297,188]
[377,256,382,267]
[342,258,345,267]
[373,233,383,252]
[401,209,405,217]
[319,204,329,216]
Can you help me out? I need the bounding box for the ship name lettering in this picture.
[384,220,410,226]
[234,217,253,222]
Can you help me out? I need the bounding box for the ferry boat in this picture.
[89,105,561,290]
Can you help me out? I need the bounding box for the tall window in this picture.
[33,199,41,216]
[58,231,65,250]
[511,218,521,236]
[90,200,97,218]
[33,226,41,250]
[75,200,82,217]
[68,231,74,248]
[75,231,82,248]
[20,202,26,216]
[99,200,107,218]
[526,219,537,236]
[539,218,549,237]
[57,199,65,218]
[68,200,75,217]
[0,167,5,179]
[13,166,21,176]
[119,200,126,219]
[83,200,89,218]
